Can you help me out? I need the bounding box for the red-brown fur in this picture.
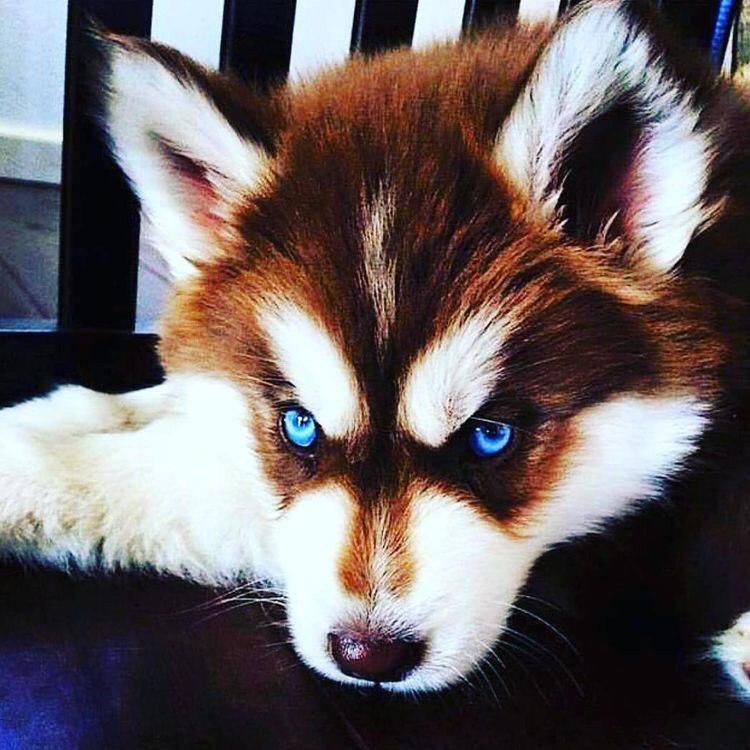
[110,5,749,624]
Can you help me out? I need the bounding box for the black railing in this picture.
[220,0,297,86]
[55,0,523,337]
[59,0,153,333]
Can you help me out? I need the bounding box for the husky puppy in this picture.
[0,0,748,694]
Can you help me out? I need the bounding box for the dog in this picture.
[0,0,748,696]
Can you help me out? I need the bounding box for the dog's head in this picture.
[101,1,729,691]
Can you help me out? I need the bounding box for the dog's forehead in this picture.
[256,294,510,450]
[242,69,572,444]
[251,192,520,447]
[250,117,519,348]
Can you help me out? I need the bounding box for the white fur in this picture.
[270,482,361,681]
[393,394,706,690]
[495,0,715,271]
[272,481,540,692]
[0,383,173,435]
[284,393,705,691]
[105,41,270,278]
[713,611,750,701]
[399,312,511,446]
[396,490,541,691]
[258,301,366,438]
[538,394,708,543]
[0,376,278,583]
[0,383,711,691]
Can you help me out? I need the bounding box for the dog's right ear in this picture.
[494,0,718,274]
[98,33,280,279]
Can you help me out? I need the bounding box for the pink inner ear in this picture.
[617,133,656,243]
[158,140,223,231]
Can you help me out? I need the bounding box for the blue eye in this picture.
[468,419,514,459]
[281,407,318,450]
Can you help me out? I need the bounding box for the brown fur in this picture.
[139,13,747,599]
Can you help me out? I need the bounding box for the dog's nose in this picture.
[328,630,424,683]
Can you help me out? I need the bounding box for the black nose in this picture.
[328,630,425,683]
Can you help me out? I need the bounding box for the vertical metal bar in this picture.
[710,0,741,70]
[350,0,420,54]
[58,0,153,332]
[660,0,722,49]
[462,0,521,32]
[220,0,297,87]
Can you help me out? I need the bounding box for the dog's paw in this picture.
[713,611,750,701]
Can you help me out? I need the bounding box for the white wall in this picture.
[0,0,230,185]
[0,0,476,185]
[150,0,224,68]
[0,0,67,183]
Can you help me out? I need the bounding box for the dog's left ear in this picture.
[495,0,718,272]
[99,34,280,279]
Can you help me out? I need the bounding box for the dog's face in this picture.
[103,1,727,691]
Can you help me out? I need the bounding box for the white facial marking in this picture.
[0,381,713,693]
[538,394,709,544]
[361,186,396,354]
[271,480,541,692]
[400,313,511,446]
[105,41,270,278]
[495,0,716,271]
[271,482,360,681]
[395,490,541,692]
[259,302,365,438]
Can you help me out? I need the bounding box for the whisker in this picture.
[494,641,552,705]
[514,593,564,612]
[190,599,275,627]
[254,618,291,630]
[262,638,296,649]
[478,653,513,701]
[503,627,583,696]
[507,602,580,657]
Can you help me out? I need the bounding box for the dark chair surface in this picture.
[0,546,748,750]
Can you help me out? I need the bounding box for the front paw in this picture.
[713,611,750,700]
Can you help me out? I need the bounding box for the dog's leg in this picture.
[0,382,174,435]
[0,376,274,584]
